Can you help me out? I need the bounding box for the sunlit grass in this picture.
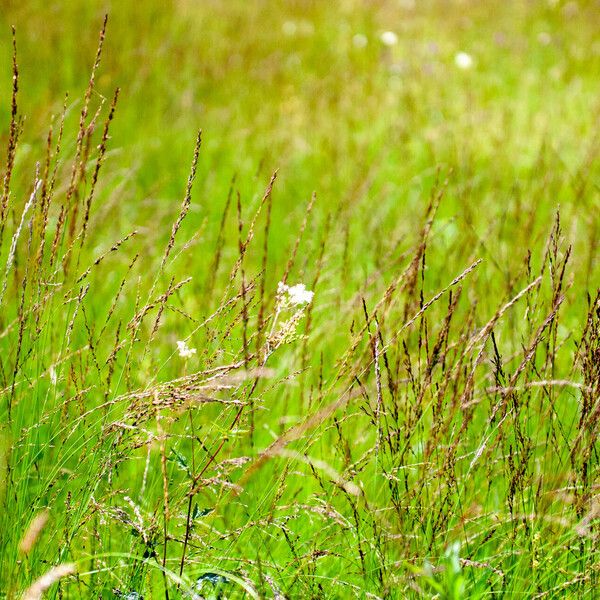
[0,1,598,598]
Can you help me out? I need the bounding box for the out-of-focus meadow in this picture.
[0,0,598,597]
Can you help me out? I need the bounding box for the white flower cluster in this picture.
[277,282,314,306]
[176,340,197,358]
[265,282,315,353]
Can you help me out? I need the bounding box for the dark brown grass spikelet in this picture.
[104,321,121,402]
[281,191,315,285]
[127,276,192,333]
[225,171,277,287]
[0,26,20,248]
[402,176,445,321]
[152,276,174,335]
[98,252,139,340]
[160,129,202,271]
[570,291,600,517]
[255,175,275,364]
[79,87,120,249]
[64,15,108,238]
[237,191,249,369]
[76,230,138,285]
[30,98,66,329]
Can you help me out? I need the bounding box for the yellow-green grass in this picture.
[0,1,598,597]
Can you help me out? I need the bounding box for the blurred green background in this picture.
[2,0,598,249]
[0,1,598,596]
[2,1,598,321]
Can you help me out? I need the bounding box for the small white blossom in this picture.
[380,31,399,47]
[176,340,197,358]
[266,282,314,353]
[454,51,474,70]
[277,282,314,306]
[288,284,314,305]
[353,34,368,49]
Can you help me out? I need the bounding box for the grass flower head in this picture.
[277,282,314,306]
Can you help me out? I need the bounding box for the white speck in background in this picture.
[454,51,474,70]
[380,31,399,47]
[282,21,297,36]
[353,34,368,49]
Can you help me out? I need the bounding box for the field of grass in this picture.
[0,0,598,597]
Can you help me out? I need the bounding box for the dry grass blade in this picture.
[18,510,50,554]
[21,564,76,600]
[0,176,41,308]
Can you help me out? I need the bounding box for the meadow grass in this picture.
[0,1,598,598]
